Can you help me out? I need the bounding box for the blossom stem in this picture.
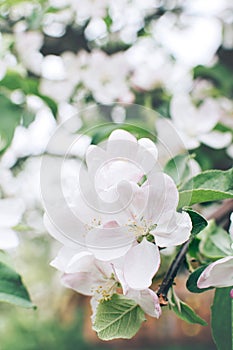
[157,240,190,306]
[157,199,233,306]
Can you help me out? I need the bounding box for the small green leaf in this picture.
[211,287,233,350]
[169,289,207,326]
[93,294,146,340]
[164,154,191,186]
[0,261,34,308]
[178,168,233,208]
[185,209,208,236]
[199,221,233,259]
[80,122,157,145]
[186,265,214,294]
[0,95,22,153]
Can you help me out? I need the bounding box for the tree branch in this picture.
[157,199,233,306]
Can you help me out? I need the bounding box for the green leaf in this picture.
[0,261,34,308]
[199,221,233,259]
[185,209,208,236]
[164,154,191,186]
[80,122,157,145]
[0,95,22,153]
[169,289,207,326]
[211,287,233,350]
[186,265,214,294]
[93,294,146,340]
[0,71,57,116]
[194,63,233,97]
[178,168,233,208]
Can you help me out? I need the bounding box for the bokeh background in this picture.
[0,0,232,349]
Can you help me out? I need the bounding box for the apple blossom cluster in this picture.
[44,129,192,320]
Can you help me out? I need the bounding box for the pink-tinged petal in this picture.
[85,144,108,174]
[124,239,160,290]
[116,181,148,223]
[154,211,192,247]
[113,264,129,295]
[0,228,19,250]
[50,246,84,271]
[61,270,105,296]
[199,131,232,149]
[126,288,161,318]
[86,226,134,261]
[197,256,233,289]
[66,251,95,273]
[137,138,158,173]
[142,172,179,223]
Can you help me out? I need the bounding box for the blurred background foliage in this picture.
[0,0,232,348]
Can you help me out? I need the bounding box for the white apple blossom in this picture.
[51,246,161,318]
[126,38,192,93]
[44,129,191,299]
[0,198,25,250]
[170,94,232,150]
[14,31,44,75]
[81,51,133,104]
[40,50,89,102]
[198,213,233,289]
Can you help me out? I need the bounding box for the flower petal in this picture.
[43,207,86,248]
[199,131,232,149]
[197,256,233,288]
[0,198,25,227]
[143,173,179,222]
[154,211,192,247]
[126,288,161,318]
[86,144,108,174]
[86,226,134,261]
[61,270,105,296]
[124,239,160,290]
[137,138,158,173]
[107,129,138,160]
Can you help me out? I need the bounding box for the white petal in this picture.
[126,288,161,318]
[197,256,233,288]
[124,239,160,290]
[50,246,90,272]
[43,211,85,248]
[137,138,158,173]
[199,131,232,149]
[61,270,105,296]
[197,98,219,133]
[0,198,25,227]
[0,228,19,250]
[154,211,192,247]
[143,173,179,221]
[86,226,134,261]
[66,251,94,273]
[85,144,108,174]
[107,129,138,160]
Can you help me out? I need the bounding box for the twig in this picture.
[156,199,233,306]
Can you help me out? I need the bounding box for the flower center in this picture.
[127,217,157,242]
[94,276,118,302]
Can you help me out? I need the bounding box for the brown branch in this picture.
[157,199,233,306]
